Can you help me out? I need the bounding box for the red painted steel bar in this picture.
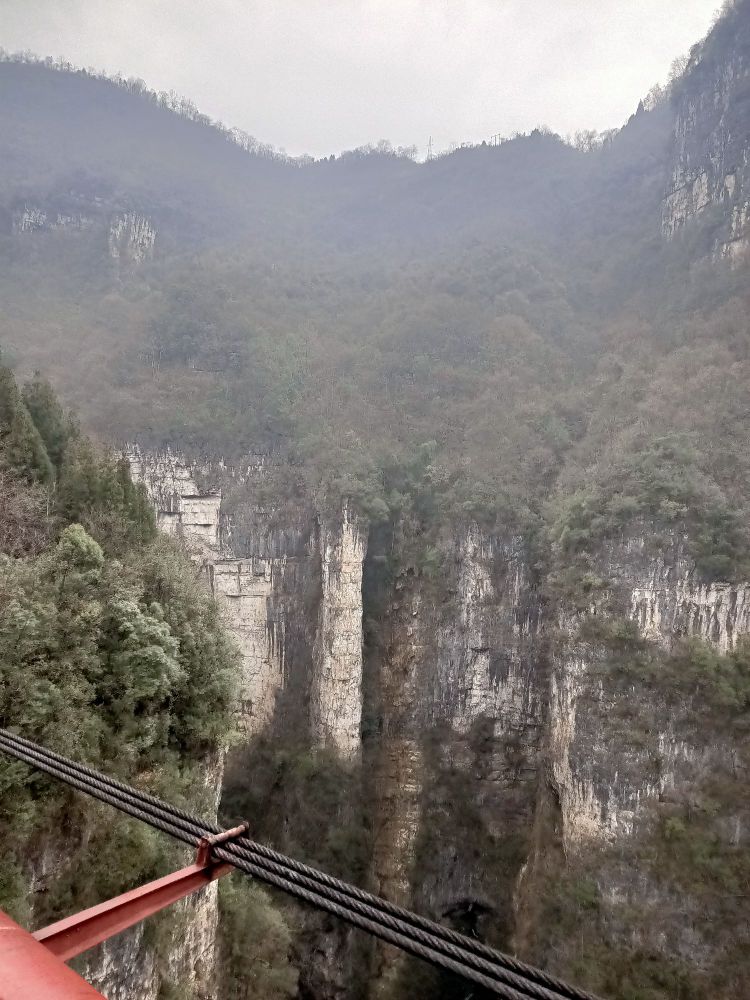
[0,908,105,999]
[33,824,248,962]
[34,859,232,961]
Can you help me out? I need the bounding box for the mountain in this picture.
[1,2,750,998]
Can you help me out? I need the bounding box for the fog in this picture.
[1,0,720,157]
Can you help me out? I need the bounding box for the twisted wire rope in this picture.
[0,729,603,1000]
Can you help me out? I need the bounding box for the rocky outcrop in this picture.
[109,212,156,262]
[12,205,48,233]
[127,448,286,733]
[311,509,367,760]
[363,518,749,989]
[663,7,750,258]
[549,531,750,850]
[127,448,369,743]
[12,204,94,234]
[629,537,750,654]
[10,203,156,261]
[208,559,285,731]
[532,528,750,992]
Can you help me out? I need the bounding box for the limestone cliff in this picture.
[312,509,367,760]
[108,212,156,262]
[128,448,370,998]
[127,448,367,746]
[663,3,750,259]
[526,528,750,994]
[550,531,750,848]
[365,522,545,995]
[9,200,156,262]
[127,445,750,998]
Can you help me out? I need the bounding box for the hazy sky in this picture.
[1,0,720,158]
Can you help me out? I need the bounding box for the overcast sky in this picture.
[1,0,720,158]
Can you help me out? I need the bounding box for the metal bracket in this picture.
[195,821,249,867]
[32,821,249,962]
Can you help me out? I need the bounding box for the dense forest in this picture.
[0,367,302,996]
[0,63,747,564]
[1,1,750,998]
[1,10,749,561]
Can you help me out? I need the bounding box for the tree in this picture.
[0,367,54,484]
[22,373,75,471]
[218,877,298,1000]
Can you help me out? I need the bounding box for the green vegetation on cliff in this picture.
[0,367,237,970]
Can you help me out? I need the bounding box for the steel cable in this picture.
[0,734,534,1000]
[0,730,603,1000]
[0,734,547,1000]
[0,729,600,1000]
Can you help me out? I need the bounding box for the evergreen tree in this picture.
[0,367,54,484]
[22,373,75,472]
[57,439,156,551]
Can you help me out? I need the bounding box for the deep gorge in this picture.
[2,3,750,997]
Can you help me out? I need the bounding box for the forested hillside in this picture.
[1,14,748,546]
[1,2,750,998]
[0,365,248,993]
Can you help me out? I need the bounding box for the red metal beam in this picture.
[33,859,232,961]
[0,908,105,999]
[32,825,248,962]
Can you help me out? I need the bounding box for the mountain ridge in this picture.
[2,4,750,998]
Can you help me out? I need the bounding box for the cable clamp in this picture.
[196,822,249,867]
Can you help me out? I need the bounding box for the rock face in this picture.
[535,530,750,992]
[81,926,158,1000]
[127,448,367,742]
[129,444,750,997]
[550,532,750,849]
[311,509,367,760]
[663,7,750,258]
[128,448,283,732]
[12,205,48,233]
[126,449,373,997]
[12,204,94,233]
[629,537,750,654]
[81,855,221,1000]
[81,878,220,1000]
[108,212,156,262]
[366,523,545,993]
[10,201,156,262]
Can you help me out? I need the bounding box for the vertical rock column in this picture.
[421,528,543,931]
[209,559,284,734]
[369,575,426,999]
[371,524,545,993]
[311,508,368,761]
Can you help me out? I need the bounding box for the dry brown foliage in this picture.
[0,469,51,557]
